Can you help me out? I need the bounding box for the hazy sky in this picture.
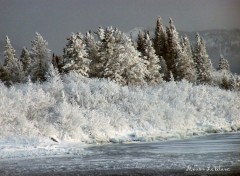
[0,0,240,54]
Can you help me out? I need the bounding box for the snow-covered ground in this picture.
[0,137,85,160]
[0,72,240,159]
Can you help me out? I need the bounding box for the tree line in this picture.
[0,17,239,90]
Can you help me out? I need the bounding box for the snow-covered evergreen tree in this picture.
[165,19,195,82]
[30,33,51,82]
[179,36,196,82]
[98,27,147,85]
[153,17,167,59]
[169,71,174,81]
[181,36,194,62]
[63,32,90,76]
[52,54,64,73]
[0,64,9,84]
[3,36,24,84]
[20,47,31,75]
[129,32,137,49]
[228,75,240,91]
[235,76,240,91]
[137,31,145,54]
[123,36,148,85]
[221,72,231,90]
[194,33,213,84]
[159,56,169,81]
[217,55,230,72]
[96,27,119,78]
[142,33,163,84]
[165,18,180,78]
[85,31,101,77]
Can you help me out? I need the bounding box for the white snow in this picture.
[0,72,240,158]
[0,136,86,159]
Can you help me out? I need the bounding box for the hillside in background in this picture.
[128,28,240,74]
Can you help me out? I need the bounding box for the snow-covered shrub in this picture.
[0,73,239,143]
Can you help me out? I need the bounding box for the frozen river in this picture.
[0,133,239,176]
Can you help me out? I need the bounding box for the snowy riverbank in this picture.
[0,72,240,152]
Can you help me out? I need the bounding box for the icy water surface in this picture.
[0,133,240,176]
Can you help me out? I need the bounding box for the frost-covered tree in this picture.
[217,55,230,72]
[129,32,137,49]
[153,17,167,59]
[63,32,90,76]
[179,36,196,82]
[98,27,147,85]
[30,33,51,82]
[96,27,119,78]
[52,54,64,73]
[159,56,169,81]
[165,19,195,82]
[234,76,240,91]
[0,64,9,84]
[169,71,174,81]
[142,33,163,84]
[136,31,145,54]
[175,50,196,82]
[228,75,240,91]
[194,33,213,84]
[221,72,231,90]
[165,18,180,77]
[85,31,101,77]
[2,36,24,84]
[181,36,194,61]
[20,47,31,75]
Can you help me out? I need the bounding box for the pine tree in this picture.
[136,31,145,54]
[85,31,101,77]
[97,26,127,80]
[63,32,90,76]
[165,18,180,78]
[169,71,174,81]
[142,33,163,84]
[181,36,194,61]
[119,34,148,85]
[153,17,167,59]
[20,47,31,75]
[97,27,118,78]
[129,32,137,49]
[179,36,196,82]
[0,64,9,85]
[98,27,147,85]
[52,54,64,73]
[165,19,195,82]
[221,72,231,90]
[235,76,240,91]
[159,56,169,81]
[217,55,230,72]
[30,33,51,82]
[193,34,213,85]
[3,36,24,84]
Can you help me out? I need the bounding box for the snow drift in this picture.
[0,72,239,144]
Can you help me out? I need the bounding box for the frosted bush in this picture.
[0,72,239,143]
